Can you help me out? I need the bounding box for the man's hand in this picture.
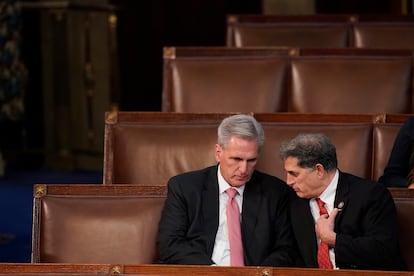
[315,208,339,247]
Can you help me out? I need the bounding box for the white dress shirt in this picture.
[310,169,339,269]
[211,165,245,266]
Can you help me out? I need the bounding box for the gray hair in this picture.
[279,133,337,171]
[217,114,264,150]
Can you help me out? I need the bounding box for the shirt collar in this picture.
[217,164,246,195]
[317,169,339,210]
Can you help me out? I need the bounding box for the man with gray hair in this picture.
[157,114,296,267]
[280,133,406,270]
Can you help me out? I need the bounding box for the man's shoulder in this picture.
[172,165,216,179]
[252,170,287,190]
[340,171,389,195]
[167,165,216,189]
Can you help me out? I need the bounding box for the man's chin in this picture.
[230,179,249,187]
[295,191,306,198]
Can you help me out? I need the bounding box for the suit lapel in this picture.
[240,173,261,251]
[291,196,318,266]
[201,166,220,254]
[334,171,350,228]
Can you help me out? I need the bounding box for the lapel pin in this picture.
[337,201,344,211]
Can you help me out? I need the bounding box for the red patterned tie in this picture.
[226,188,244,266]
[315,198,333,269]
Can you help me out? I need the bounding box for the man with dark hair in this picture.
[280,133,406,270]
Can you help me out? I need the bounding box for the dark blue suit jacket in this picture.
[290,171,406,270]
[157,165,296,266]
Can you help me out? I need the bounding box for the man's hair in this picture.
[279,133,337,171]
[217,114,264,150]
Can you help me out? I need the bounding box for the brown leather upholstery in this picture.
[259,122,373,181]
[32,184,167,263]
[227,14,414,50]
[289,51,412,114]
[389,188,414,271]
[104,112,224,184]
[162,47,414,115]
[228,23,349,48]
[162,47,290,112]
[353,22,414,49]
[104,112,383,185]
[372,123,403,182]
[226,14,352,48]
[30,184,414,270]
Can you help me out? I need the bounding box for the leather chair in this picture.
[30,185,414,270]
[353,22,414,49]
[162,47,291,113]
[103,112,223,184]
[226,14,352,48]
[288,49,412,114]
[372,123,403,182]
[31,184,166,263]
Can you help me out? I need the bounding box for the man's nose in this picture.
[286,174,294,186]
[238,161,248,173]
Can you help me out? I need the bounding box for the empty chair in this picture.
[32,184,166,263]
[288,49,412,114]
[372,123,404,182]
[352,14,414,49]
[162,46,291,112]
[353,22,414,49]
[226,14,352,48]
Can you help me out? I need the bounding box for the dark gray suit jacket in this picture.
[290,171,406,270]
[157,165,296,266]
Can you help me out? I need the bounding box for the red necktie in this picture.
[315,198,333,269]
[226,188,244,266]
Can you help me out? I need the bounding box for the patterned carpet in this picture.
[0,169,102,262]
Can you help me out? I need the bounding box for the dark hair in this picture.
[279,133,337,171]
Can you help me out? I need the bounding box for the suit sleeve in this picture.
[334,184,404,270]
[156,177,214,265]
[260,185,297,267]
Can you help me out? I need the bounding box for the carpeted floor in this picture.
[0,169,102,262]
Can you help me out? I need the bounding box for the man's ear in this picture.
[214,144,221,163]
[315,163,325,176]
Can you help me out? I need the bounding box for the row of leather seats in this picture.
[103,112,405,185]
[26,112,414,270]
[163,14,414,114]
[30,183,414,270]
[162,47,414,114]
[226,14,414,49]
